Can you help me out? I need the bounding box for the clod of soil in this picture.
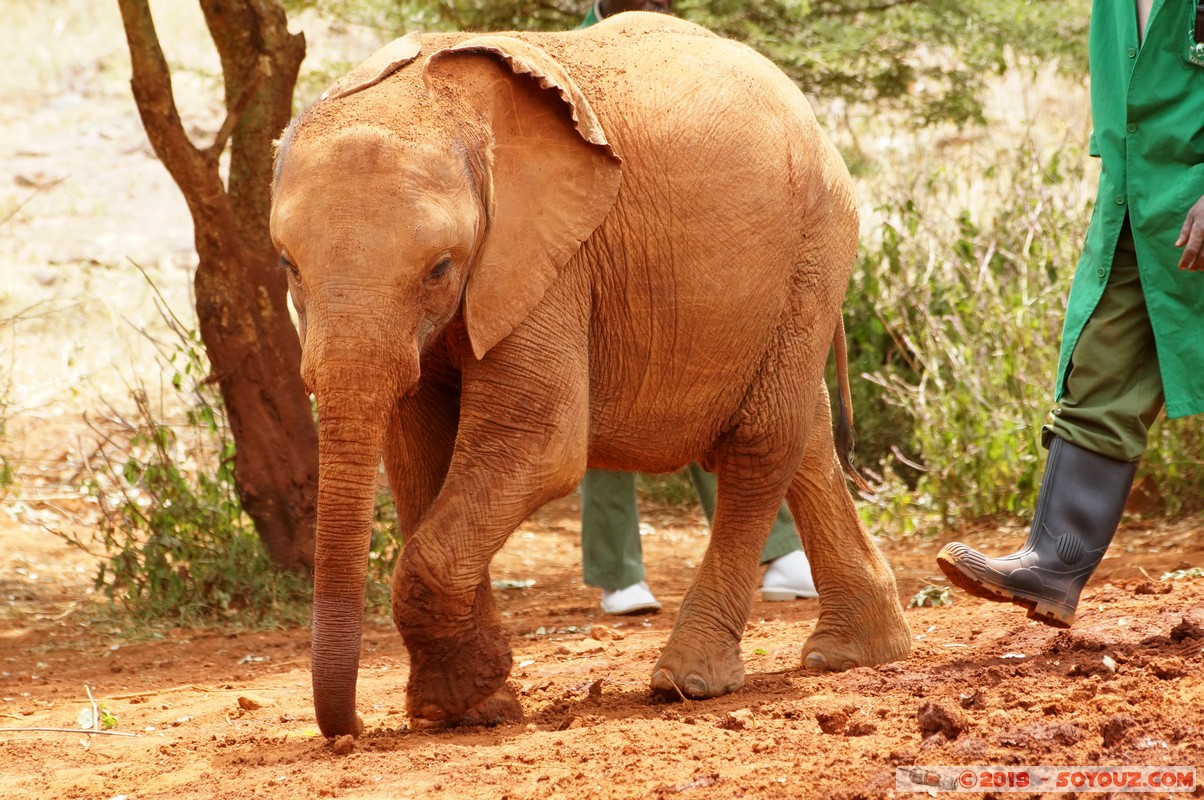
[1170,617,1204,642]
[1100,713,1138,748]
[917,699,967,740]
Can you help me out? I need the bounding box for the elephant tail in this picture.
[832,317,871,492]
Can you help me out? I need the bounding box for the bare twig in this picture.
[208,58,266,160]
[0,727,138,737]
[0,185,52,228]
[84,684,100,733]
[107,684,218,700]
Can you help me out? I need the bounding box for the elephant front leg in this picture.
[392,322,590,724]
[392,547,521,725]
[650,468,780,700]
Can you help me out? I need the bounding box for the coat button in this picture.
[1097,267,1106,278]
[1127,47,1136,58]
[1114,195,1126,204]
[1126,123,1137,133]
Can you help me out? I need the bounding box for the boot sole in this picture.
[936,551,1073,629]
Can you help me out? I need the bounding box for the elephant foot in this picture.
[409,683,523,730]
[650,631,745,700]
[801,606,911,672]
[394,556,514,723]
[404,620,513,722]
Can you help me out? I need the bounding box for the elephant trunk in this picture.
[307,333,414,738]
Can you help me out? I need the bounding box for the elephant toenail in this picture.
[683,675,709,697]
[803,651,829,671]
[650,668,680,697]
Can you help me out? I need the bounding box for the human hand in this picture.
[1176,192,1204,271]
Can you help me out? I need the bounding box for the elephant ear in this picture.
[425,36,622,359]
[322,34,423,101]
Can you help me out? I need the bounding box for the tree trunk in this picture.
[117,0,317,574]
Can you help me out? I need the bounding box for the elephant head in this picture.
[270,34,621,737]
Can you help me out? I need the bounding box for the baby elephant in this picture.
[270,11,910,738]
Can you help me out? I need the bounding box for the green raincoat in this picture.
[1056,0,1204,419]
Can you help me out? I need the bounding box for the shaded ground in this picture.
[2,497,1203,799]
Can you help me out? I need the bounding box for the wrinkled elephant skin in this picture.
[269,12,911,738]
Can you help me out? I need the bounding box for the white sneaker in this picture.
[760,549,818,601]
[600,581,662,615]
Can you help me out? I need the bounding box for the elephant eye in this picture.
[278,253,300,280]
[427,257,453,282]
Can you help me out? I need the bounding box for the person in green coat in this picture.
[938,0,1204,628]
[575,0,818,616]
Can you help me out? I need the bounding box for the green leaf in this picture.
[908,585,954,608]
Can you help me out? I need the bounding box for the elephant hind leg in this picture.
[650,453,786,700]
[788,392,911,671]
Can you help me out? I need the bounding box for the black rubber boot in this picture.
[936,437,1136,628]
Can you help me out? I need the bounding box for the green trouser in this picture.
[580,465,801,590]
[1046,220,1165,463]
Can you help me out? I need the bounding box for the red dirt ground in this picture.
[2,491,1202,800]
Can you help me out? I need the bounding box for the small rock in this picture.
[917,700,966,741]
[237,696,266,711]
[1133,581,1171,596]
[589,624,624,642]
[1133,736,1168,750]
[846,719,877,737]
[958,690,985,710]
[1100,713,1137,748]
[1052,723,1084,746]
[1148,657,1187,680]
[718,709,755,731]
[949,736,988,760]
[815,710,848,735]
[1169,618,1203,642]
[587,679,603,701]
[919,733,947,751]
[752,737,777,754]
[331,735,355,755]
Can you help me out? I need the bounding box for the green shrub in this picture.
[1143,416,1204,516]
[79,329,312,628]
[366,486,403,611]
[637,470,698,509]
[846,135,1088,529]
[847,130,1204,529]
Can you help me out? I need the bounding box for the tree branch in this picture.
[814,0,923,16]
[208,57,266,159]
[116,0,224,210]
